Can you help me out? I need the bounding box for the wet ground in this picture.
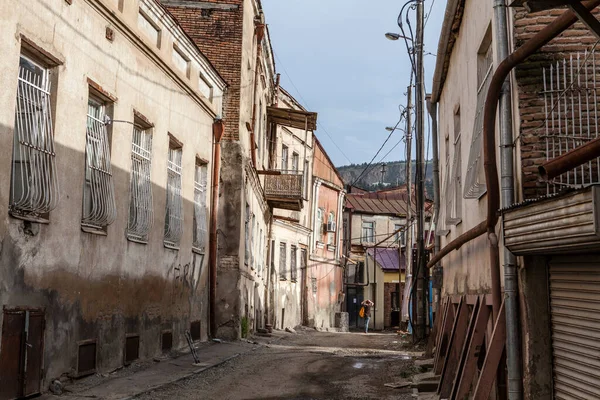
[137,328,423,400]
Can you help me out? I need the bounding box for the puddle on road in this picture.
[352,362,364,369]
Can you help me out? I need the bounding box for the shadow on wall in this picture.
[0,126,211,386]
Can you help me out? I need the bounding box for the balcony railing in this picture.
[264,170,304,211]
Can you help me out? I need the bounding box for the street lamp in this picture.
[385,32,412,42]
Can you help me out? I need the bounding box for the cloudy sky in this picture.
[262,0,446,167]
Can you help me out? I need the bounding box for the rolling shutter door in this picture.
[549,257,600,400]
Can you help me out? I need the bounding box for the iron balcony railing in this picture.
[264,170,304,199]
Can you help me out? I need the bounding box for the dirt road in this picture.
[137,328,422,400]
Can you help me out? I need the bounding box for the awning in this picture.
[267,106,318,131]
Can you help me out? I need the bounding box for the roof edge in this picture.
[431,0,463,103]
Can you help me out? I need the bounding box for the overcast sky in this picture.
[262,0,446,167]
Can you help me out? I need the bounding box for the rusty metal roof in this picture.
[345,193,434,217]
[267,106,317,131]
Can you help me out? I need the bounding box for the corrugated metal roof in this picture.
[345,193,433,217]
[366,247,406,271]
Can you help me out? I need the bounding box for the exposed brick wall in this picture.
[165,0,245,141]
[514,8,600,199]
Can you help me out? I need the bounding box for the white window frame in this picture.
[395,224,405,246]
[316,208,324,244]
[193,161,208,253]
[82,96,117,233]
[127,123,153,242]
[281,145,289,171]
[327,212,335,246]
[290,245,298,282]
[164,142,183,249]
[362,221,374,243]
[279,242,287,281]
[291,152,299,173]
[10,54,59,222]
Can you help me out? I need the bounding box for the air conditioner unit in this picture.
[327,221,336,232]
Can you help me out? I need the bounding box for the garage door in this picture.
[550,257,600,399]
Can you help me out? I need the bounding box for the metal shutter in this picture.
[550,256,600,400]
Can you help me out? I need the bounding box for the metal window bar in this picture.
[127,126,153,242]
[542,50,600,194]
[291,245,297,282]
[193,163,208,252]
[11,56,59,220]
[279,242,287,280]
[164,147,183,248]
[464,64,493,199]
[82,100,117,229]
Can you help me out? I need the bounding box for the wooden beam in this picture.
[434,299,455,375]
[438,297,470,398]
[473,300,506,400]
[453,296,491,399]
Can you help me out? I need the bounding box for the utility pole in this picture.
[404,76,413,331]
[414,0,427,341]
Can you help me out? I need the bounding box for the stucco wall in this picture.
[0,0,223,385]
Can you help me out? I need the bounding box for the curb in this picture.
[123,352,242,400]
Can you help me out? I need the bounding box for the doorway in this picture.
[0,308,45,400]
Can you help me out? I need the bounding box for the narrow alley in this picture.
[138,329,422,400]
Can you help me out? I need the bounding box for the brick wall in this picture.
[165,0,245,141]
[514,8,600,199]
[383,282,402,328]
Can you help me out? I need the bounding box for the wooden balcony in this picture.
[264,171,304,211]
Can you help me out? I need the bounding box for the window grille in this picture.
[164,145,183,248]
[279,242,287,280]
[193,162,208,252]
[362,221,374,243]
[464,64,492,199]
[290,245,297,282]
[82,98,117,231]
[127,125,153,242]
[10,55,59,221]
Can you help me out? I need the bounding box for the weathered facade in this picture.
[431,1,600,398]
[165,0,275,340]
[0,0,226,397]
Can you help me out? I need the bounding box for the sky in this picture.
[261,0,447,167]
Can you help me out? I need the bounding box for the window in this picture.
[82,96,117,232]
[446,109,462,225]
[138,10,161,47]
[258,229,263,275]
[327,212,336,246]
[127,122,153,242]
[193,161,208,253]
[245,203,250,264]
[256,100,262,162]
[198,73,213,102]
[279,242,287,280]
[281,145,288,171]
[303,160,310,198]
[172,45,190,78]
[251,214,256,269]
[10,55,59,222]
[395,224,405,246]
[316,208,324,243]
[291,153,299,173]
[362,221,374,243]
[290,245,297,282]
[164,141,183,248]
[391,292,400,311]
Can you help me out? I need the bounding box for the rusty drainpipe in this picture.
[249,23,266,168]
[428,0,600,318]
[209,118,225,337]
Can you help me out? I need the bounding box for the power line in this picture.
[272,51,353,165]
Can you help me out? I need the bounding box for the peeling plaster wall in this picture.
[0,0,223,386]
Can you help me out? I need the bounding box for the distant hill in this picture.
[337,160,434,196]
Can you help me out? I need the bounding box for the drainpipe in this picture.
[209,118,225,337]
[426,96,441,312]
[493,0,522,398]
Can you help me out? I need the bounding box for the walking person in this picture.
[361,299,374,334]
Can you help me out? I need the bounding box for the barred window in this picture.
[279,242,287,281]
[10,55,59,222]
[193,161,208,253]
[127,123,153,243]
[164,141,183,249]
[82,97,117,233]
[290,245,297,282]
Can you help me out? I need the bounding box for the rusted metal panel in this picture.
[77,340,97,377]
[434,299,456,376]
[454,296,491,400]
[438,297,470,398]
[23,311,44,397]
[503,186,600,255]
[0,311,25,400]
[473,300,506,400]
[550,256,600,399]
